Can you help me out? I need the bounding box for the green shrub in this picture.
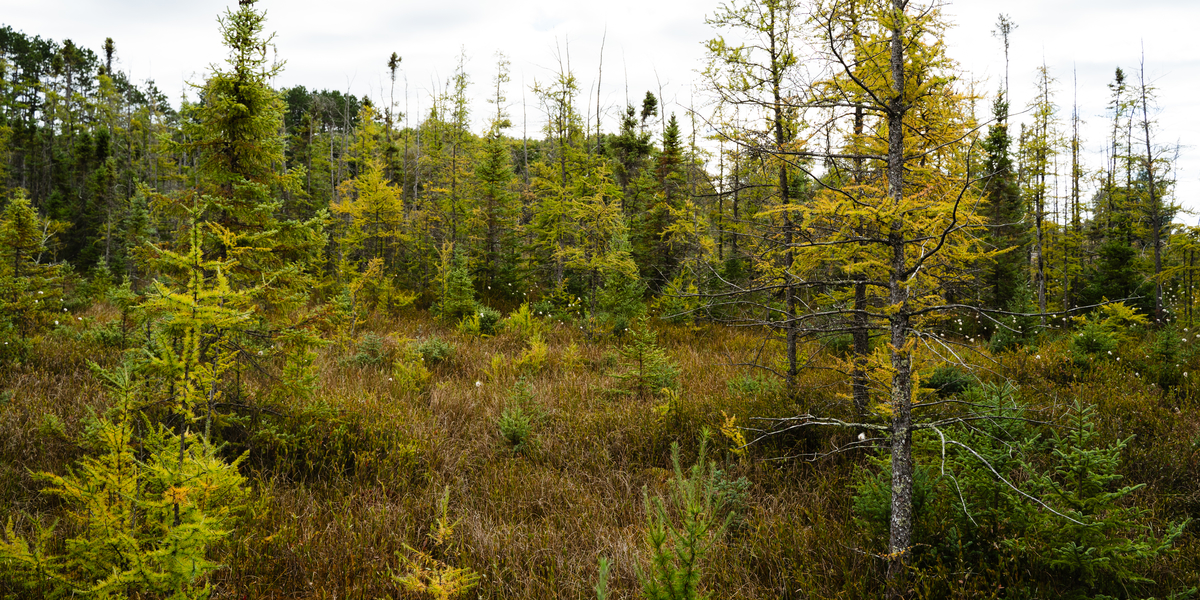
[81,320,128,348]
[597,256,647,334]
[477,305,502,336]
[1070,320,1119,366]
[852,458,938,547]
[414,336,454,365]
[1145,325,1188,391]
[710,466,751,532]
[393,349,433,395]
[534,285,586,323]
[459,305,503,337]
[345,332,393,367]
[498,404,533,452]
[856,385,1191,599]
[504,302,547,341]
[922,364,975,397]
[613,319,679,399]
[0,327,33,363]
[1023,401,1188,598]
[497,379,541,454]
[726,373,781,398]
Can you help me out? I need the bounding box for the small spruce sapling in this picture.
[437,244,476,323]
[1029,400,1188,598]
[613,319,679,398]
[639,436,732,600]
[498,378,543,454]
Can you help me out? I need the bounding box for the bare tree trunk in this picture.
[1139,57,1162,324]
[852,101,870,416]
[885,0,914,593]
[768,7,796,393]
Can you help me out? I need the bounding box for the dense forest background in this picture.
[1,0,1199,599]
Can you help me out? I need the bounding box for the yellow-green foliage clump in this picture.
[390,486,480,600]
[393,340,434,395]
[514,334,548,374]
[503,303,548,341]
[0,362,246,599]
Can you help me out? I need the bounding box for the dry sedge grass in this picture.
[205,312,886,599]
[0,304,122,515]
[5,306,1199,598]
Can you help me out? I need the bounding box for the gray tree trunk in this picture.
[885,0,914,594]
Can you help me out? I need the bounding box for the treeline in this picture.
[0,25,715,329]
[0,18,1190,346]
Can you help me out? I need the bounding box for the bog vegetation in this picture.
[0,0,1198,598]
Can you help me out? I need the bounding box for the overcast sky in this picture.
[3,0,1198,218]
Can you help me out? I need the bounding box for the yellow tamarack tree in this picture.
[707,0,995,593]
[0,217,249,598]
[797,1,994,591]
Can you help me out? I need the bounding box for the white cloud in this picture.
[3,0,1197,214]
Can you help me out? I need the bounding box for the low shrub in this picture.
[612,320,679,399]
[503,303,547,341]
[497,379,542,454]
[393,351,433,395]
[344,332,395,368]
[923,364,975,397]
[514,335,548,374]
[414,336,454,365]
[458,305,503,337]
[726,373,781,398]
[1070,320,1119,366]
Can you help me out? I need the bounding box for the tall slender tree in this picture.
[703,0,803,390]
[1137,54,1173,324]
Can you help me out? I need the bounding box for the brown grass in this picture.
[3,306,1198,599]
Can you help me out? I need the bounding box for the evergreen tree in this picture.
[610,100,654,211]
[632,113,688,291]
[0,189,62,340]
[437,243,476,323]
[1028,402,1186,597]
[979,94,1027,313]
[0,359,247,599]
[471,53,520,292]
[614,318,678,398]
[179,0,324,314]
[1078,238,1150,310]
[331,103,406,288]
